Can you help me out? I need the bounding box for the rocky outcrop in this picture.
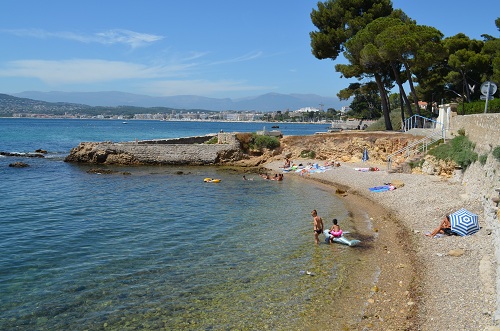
[64,142,141,165]
[275,131,424,164]
[65,134,243,165]
[413,155,457,177]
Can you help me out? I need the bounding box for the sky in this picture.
[0,0,498,101]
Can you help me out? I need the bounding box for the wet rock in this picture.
[1,151,44,158]
[9,162,29,168]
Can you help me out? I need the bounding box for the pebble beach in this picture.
[265,159,497,331]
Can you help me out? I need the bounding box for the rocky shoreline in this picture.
[58,127,500,329]
[263,155,498,330]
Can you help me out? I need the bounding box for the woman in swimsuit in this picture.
[426,214,452,237]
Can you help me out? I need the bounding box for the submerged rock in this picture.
[9,162,29,168]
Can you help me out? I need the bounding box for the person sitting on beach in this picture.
[311,209,324,245]
[328,218,343,243]
[277,173,283,181]
[426,214,454,237]
[283,158,291,168]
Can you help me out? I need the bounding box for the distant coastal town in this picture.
[1,92,352,123]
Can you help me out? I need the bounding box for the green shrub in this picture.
[479,154,488,165]
[365,109,404,131]
[300,150,316,158]
[460,98,500,114]
[457,128,466,136]
[205,136,218,144]
[493,146,500,162]
[251,134,280,150]
[428,135,478,169]
[409,159,424,169]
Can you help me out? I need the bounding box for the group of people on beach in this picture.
[282,157,341,171]
[242,173,283,181]
[313,209,458,243]
[260,173,283,181]
[311,209,343,244]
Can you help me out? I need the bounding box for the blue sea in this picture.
[0,118,363,330]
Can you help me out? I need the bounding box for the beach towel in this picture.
[368,185,394,192]
[354,167,379,172]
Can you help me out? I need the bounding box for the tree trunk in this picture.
[391,62,414,118]
[403,62,421,117]
[374,73,393,131]
[400,93,405,130]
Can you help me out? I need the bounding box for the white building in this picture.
[295,106,321,113]
[340,106,351,114]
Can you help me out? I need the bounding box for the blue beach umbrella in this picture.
[362,148,369,162]
[449,208,479,236]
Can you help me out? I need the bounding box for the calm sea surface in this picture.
[0,118,360,330]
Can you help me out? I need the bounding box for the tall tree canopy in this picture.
[310,0,393,61]
[311,2,499,125]
[310,0,395,129]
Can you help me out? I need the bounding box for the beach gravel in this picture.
[265,159,497,331]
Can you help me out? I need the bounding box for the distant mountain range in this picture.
[12,91,342,112]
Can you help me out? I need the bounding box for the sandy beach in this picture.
[265,159,497,330]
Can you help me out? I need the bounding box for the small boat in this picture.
[271,125,279,128]
[204,178,221,183]
[323,230,360,246]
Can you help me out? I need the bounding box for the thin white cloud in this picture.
[209,51,263,65]
[1,28,163,48]
[0,58,273,96]
[94,29,164,48]
[0,59,194,84]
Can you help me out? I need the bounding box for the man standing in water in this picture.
[311,209,324,245]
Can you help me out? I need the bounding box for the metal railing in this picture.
[387,117,445,172]
[402,114,442,132]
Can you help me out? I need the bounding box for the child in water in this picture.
[328,218,343,243]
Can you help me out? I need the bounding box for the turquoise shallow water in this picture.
[0,118,357,330]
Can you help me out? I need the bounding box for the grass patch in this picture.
[428,134,478,169]
[205,136,219,144]
[493,146,500,162]
[479,154,488,165]
[409,159,425,169]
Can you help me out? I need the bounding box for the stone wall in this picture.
[450,113,500,153]
[447,113,500,319]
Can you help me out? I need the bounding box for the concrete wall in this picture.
[99,140,240,165]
